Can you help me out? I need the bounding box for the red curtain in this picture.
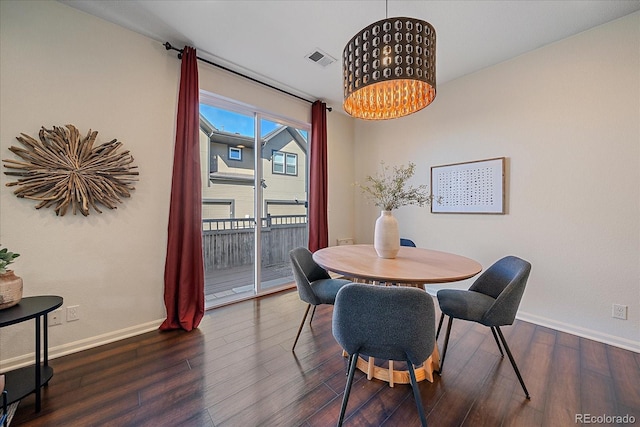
[160,46,204,331]
[308,100,329,252]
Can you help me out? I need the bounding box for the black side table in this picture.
[0,295,63,412]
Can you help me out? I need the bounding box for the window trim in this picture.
[228,146,243,161]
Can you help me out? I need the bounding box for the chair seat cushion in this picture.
[310,278,352,305]
[437,289,495,325]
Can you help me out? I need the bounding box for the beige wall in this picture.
[354,12,640,351]
[0,0,177,367]
[327,112,357,247]
[0,0,355,368]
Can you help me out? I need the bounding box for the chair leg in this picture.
[346,353,353,376]
[408,362,428,427]
[309,305,317,324]
[495,326,530,399]
[292,304,312,351]
[438,316,453,374]
[338,352,359,426]
[436,312,445,339]
[490,327,504,357]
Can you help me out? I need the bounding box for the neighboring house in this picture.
[199,115,308,222]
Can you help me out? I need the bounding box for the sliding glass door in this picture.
[199,93,309,308]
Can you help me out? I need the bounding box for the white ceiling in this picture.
[60,0,640,111]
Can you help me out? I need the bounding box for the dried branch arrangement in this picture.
[2,125,139,216]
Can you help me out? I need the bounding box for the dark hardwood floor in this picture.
[9,289,640,426]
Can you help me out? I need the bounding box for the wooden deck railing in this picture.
[202,214,307,231]
[202,215,308,271]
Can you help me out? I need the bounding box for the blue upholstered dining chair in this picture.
[400,238,417,247]
[380,238,417,287]
[289,247,352,351]
[332,283,435,426]
[0,374,7,427]
[436,255,532,399]
[0,391,6,427]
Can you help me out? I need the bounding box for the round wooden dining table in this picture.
[313,244,482,286]
[313,244,482,386]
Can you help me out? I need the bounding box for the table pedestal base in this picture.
[343,346,440,387]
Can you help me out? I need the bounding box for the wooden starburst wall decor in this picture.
[2,125,139,216]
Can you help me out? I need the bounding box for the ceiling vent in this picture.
[305,48,336,67]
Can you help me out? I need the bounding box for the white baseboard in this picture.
[517,311,640,353]
[0,319,164,372]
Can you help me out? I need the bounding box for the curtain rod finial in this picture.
[164,42,172,50]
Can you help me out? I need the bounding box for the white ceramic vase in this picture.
[374,210,400,258]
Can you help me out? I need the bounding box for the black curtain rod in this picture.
[164,42,332,112]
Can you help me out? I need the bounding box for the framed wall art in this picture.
[431,157,505,214]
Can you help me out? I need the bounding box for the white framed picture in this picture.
[431,157,505,214]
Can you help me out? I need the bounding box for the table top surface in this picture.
[313,244,482,284]
[0,296,63,327]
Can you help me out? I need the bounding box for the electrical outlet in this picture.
[612,304,628,320]
[49,309,62,326]
[67,305,80,322]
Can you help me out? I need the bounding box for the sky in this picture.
[200,104,281,137]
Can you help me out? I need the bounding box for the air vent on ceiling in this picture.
[305,48,336,67]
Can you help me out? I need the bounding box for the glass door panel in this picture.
[200,104,256,307]
[258,117,308,292]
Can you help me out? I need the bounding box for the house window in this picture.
[273,150,297,176]
[286,153,297,175]
[228,146,242,161]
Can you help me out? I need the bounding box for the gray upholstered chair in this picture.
[289,247,352,351]
[436,255,532,399]
[333,283,435,427]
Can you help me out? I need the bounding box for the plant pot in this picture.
[374,210,400,259]
[0,270,23,310]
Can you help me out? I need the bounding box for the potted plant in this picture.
[357,162,437,258]
[0,245,22,310]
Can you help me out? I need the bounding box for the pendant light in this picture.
[342,3,436,120]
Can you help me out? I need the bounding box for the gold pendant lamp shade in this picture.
[343,17,436,120]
